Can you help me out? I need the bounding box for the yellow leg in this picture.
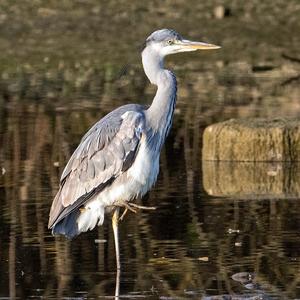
[128,203,156,210]
[115,268,120,299]
[112,208,121,270]
[119,208,128,221]
[116,200,157,221]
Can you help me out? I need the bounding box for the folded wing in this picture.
[48,104,146,228]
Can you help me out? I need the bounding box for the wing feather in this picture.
[48,104,145,228]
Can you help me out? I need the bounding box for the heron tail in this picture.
[51,210,80,239]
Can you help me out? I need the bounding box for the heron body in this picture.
[48,29,220,268]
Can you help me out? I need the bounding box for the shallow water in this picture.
[1,1,300,299]
[1,91,300,299]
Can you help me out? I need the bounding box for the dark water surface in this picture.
[1,1,300,299]
[2,89,300,300]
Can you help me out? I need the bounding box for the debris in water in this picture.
[232,272,255,283]
[94,239,107,244]
[53,161,60,167]
[198,256,209,262]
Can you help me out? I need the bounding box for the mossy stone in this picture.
[202,118,300,162]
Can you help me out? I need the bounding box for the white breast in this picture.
[127,137,160,196]
[78,136,160,232]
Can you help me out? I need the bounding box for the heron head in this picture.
[143,29,220,57]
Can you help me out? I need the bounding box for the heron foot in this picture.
[128,203,157,211]
[117,201,157,221]
[119,208,129,221]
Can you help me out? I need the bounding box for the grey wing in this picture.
[48,105,146,228]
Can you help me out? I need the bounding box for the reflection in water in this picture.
[203,161,300,198]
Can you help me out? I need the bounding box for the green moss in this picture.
[203,118,300,162]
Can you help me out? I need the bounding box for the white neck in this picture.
[142,46,164,85]
[142,46,177,141]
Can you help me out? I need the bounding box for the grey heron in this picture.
[48,29,220,269]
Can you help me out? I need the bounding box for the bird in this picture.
[48,29,220,269]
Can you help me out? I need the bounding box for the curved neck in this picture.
[142,47,164,85]
[142,47,177,140]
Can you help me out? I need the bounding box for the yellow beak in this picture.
[177,39,221,51]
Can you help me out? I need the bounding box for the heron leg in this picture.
[127,203,157,211]
[120,202,137,213]
[112,208,121,270]
[119,208,128,221]
[119,202,156,222]
[115,268,120,299]
[117,200,156,212]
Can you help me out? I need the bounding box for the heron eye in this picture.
[167,40,173,45]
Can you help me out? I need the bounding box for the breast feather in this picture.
[127,136,160,195]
